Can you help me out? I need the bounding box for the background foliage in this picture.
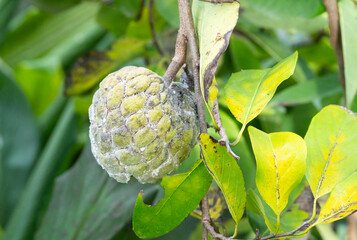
[0,0,356,239]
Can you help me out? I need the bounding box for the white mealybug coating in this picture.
[89,66,200,184]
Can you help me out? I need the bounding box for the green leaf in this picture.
[316,172,357,224]
[207,110,256,189]
[156,0,179,28]
[229,35,261,71]
[240,0,324,19]
[239,1,326,33]
[97,3,131,36]
[33,0,81,13]
[248,126,306,230]
[0,2,102,67]
[243,31,307,83]
[133,160,212,239]
[4,102,76,240]
[192,0,239,100]
[65,37,146,96]
[339,0,357,106]
[14,57,63,115]
[305,105,357,199]
[0,63,40,225]
[224,52,298,144]
[36,144,156,240]
[271,74,342,106]
[246,189,276,233]
[0,0,21,42]
[199,134,246,236]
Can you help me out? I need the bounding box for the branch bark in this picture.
[149,0,164,56]
[323,0,345,91]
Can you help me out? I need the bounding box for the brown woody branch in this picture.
[149,0,164,56]
[323,0,345,91]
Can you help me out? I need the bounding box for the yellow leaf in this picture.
[248,126,306,230]
[305,105,357,199]
[224,52,298,144]
[199,133,246,236]
[317,172,357,224]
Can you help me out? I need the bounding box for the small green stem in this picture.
[231,124,246,146]
[307,198,318,223]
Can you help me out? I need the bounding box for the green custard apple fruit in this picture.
[89,66,199,184]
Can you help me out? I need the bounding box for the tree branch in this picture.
[163,29,187,85]
[149,0,164,56]
[323,0,345,91]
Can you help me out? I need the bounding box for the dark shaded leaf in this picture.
[65,37,147,96]
[36,145,157,240]
[0,63,39,225]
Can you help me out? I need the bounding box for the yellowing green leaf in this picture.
[208,76,218,108]
[248,126,306,229]
[224,52,298,130]
[316,172,357,224]
[65,37,146,96]
[192,0,239,100]
[199,134,246,235]
[305,105,357,199]
[133,160,212,239]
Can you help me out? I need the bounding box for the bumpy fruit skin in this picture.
[89,66,199,184]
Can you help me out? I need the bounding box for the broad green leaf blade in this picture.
[0,63,39,225]
[305,105,357,199]
[248,127,306,218]
[133,160,212,239]
[65,37,146,96]
[4,102,76,240]
[192,0,239,100]
[317,172,357,224]
[224,52,298,128]
[271,74,342,106]
[0,0,21,42]
[339,0,357,106]
[0,2,103,67]
[36,145,156,240]
[246,189,276,233]
[240,0,324,19]
[199,134,246,233]
[156,0,179,28]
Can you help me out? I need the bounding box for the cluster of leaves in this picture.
[1,0,357,240]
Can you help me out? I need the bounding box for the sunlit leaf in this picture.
[224,52,298,143]
[14,57,63,115]
[208,76,218,107]
[65,37,146,96]
[192,0,239,100]
[305,105,357,199]
[339,0,357,106]
[248,126,306,230]
[36,145,156,240]
[133,160,212,239]
[199,134,246,235]
[316,172,357,224]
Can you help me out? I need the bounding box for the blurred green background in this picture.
[0,0,356,239]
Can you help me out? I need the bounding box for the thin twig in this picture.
[163,29,187,85]
[136,0,146,20]
[213,98,240,160]
[149,0,164,56]
[323,0,345,91]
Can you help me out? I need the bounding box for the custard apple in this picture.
[89,66,199,184]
